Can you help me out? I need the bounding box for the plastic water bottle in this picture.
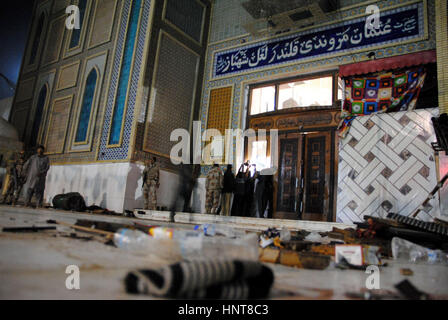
[114,228,182,259]
[149,227,174,239]
[114,228,259,261]
[280,228,291,241]
[114,229,150,252]
[178,231,259,261]
[195,224,247,238]
[391,237,448,265]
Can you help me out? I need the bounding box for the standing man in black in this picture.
[221,164,235,216]
[182,163,201,213]
[169,163,200,222]
[256,168,274,218]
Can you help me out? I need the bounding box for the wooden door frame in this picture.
[301,131,332,222]
[275,132,303,219]
[243,125,338,222]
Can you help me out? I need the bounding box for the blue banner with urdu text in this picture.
[213,2,424,78]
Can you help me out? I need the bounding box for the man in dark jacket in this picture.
[231,162,251,216]
[169,163,200,222]
[255,170,274,218]
[22,145,50,208]
[221,164,235,216]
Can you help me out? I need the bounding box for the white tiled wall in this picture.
[45,163,130,213]
[337,108,441,224]
[45,162,181,213]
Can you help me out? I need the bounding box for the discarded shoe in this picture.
[124,260,274,299]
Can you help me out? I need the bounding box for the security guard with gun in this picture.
[1,151,26,205]
[142,157,160,210]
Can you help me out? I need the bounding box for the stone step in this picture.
[133,209,355,232]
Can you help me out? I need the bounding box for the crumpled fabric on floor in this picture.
[124,260,274,299]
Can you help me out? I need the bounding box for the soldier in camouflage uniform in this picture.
[12,151,26,205]
[205,164,223,215]
[1,151,26,205]
[143,157,159,210]
[1,157,16,205]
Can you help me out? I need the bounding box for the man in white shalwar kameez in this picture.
[22,145,50,208]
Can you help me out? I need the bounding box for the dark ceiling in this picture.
[242,0,340,19]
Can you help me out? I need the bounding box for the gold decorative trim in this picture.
[63,0,93,59]
[41,14,67,67]
[51,0,70,14]
[10,107,30,141]
[161,0,206,46]
[68,50,109,153]
[33,82,51,145]
[55,60,81,91]
[23,0,52,74]
[32,68,57,146]
[94,0,126,160]
[142,30,201,158]
[435,0,448,113]
[205,83,234,133]
[128,0,157,159]
[106,0,144,148]
[86,0,119,50]
[15,77,36,103]
[201,84,235,165]
[44,94,74,155]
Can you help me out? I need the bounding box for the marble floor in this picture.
[0,206,447,300]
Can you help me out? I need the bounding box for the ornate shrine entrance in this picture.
[248,109,340,221]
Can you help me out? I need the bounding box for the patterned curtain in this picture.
[338,67,427,138]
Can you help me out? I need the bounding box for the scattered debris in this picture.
[195,224,247,238]
[114,227,259,261]
[64,233,94,241]
[125,260,274,299]
[335,244,381,266]
[388,213,448,237]
[335,257,367,270]
[310,244,335,256]
[400,268,414,276]
[85,205,118,216]
[345,289,401,300]
[392,237,448,265]
[434,218,448,228]
[259,247,280,264]
[304,232,323,242]
[47,220,115,239]
[282,240,313,252]
[52,192,86,212]
[279,251,331,270]
[260,236,274,248]
[395,279,430,300]
[75,220,130,233]
[124,210,134,218]
[2,226,56,233]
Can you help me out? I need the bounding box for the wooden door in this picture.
[276,134,301,219]
[301,132,332,221]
